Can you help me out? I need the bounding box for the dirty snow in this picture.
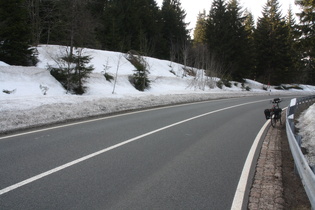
[297,103,315,166]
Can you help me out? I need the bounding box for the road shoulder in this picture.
[248,116,311,209]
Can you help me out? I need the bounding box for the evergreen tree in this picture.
[160,0,190,62]
[243,10,256,79]
[226,0,253,81]
[37,0,98,49]
[244,10,255,37]
[25,0,41,45]
[296,0,315,84]
[206,0,252,81]
[0,0,36,66]
[205,0,229,76]
[58,0,97,50]
[127,50,150,91]
[254,0,291,85]
[49,49,94,95]
[37,0,59,44]
[100,0,161,56]
[192,10,208,71]
[285,7,302,83]
[193,10,207,44]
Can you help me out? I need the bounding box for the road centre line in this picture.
[0,99,267,196]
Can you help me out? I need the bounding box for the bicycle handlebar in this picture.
[271,98,281,104]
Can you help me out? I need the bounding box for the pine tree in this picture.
[296,0,315,84]
[254,0,291,85]
[0,0,36,66]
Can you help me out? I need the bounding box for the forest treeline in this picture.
[0,0,314,85]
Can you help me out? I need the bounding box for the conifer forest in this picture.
[0,0,314,85]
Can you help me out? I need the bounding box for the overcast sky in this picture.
[156,0,300,34]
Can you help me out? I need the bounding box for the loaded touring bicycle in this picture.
[264,98,282,127]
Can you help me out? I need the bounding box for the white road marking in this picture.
[230,119,270,210]
[0,99,267,196]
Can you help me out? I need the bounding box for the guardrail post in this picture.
[295,135,302,148]
[290,121,295,133]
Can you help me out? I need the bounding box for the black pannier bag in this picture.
[264,109,271,119]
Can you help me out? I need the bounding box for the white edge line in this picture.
[0,99,267,196]
[230,119,270,210]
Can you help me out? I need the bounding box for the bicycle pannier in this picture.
[264,109,271,119]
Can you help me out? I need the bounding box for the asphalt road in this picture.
[0,95,291,209]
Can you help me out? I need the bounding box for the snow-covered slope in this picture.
[1,44,314,134]
[0,66,65,97]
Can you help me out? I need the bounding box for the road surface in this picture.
[0,95,290,209]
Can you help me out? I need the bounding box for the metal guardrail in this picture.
[286,95,315,209]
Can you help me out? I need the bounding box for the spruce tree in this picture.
[285,7,301,83]
[100,0,161,56]
[0,0,36,66]
[37,0,59,45]
[160,0,190,62]
[49,49,94,95]
[193,10,207,44]
[296,0,315,85]
[206,0,251,81]
[206,0,229,76]
[254,0,291,85]
[127,51,150,91]
[243,10,256,79]
[226,0,253,81]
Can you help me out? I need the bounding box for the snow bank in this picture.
[297,103,315,166]
[0,61,9,67]
[0,91,261,133]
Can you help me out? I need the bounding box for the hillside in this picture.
[0,45,314,133]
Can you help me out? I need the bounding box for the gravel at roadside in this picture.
[248,115,311,209]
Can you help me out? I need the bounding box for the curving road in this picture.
[0,95,292,209]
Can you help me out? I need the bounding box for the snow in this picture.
[296,103,315,166]
[1,44,315,137]
[0,61,9,67]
